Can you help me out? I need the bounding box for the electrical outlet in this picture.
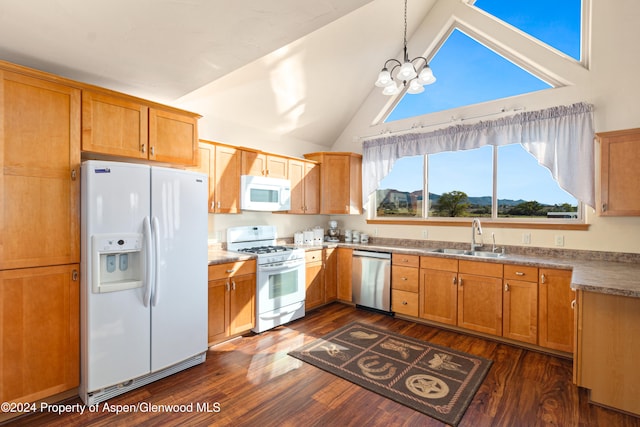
[555,235,565,247]
[522,233,531,244]
[374,228,378,236]
[422,229,428,239]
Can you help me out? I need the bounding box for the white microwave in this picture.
[240,175,291,211]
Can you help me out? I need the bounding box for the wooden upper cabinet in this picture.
[0,70,80,269]
[596,128,640,216]
[213,143,241,213]
[82,90,148,159]
[241,150,288,179]
[149,108,198,165]
[82,89,199,166]
[288,158,320,214]
[191,141,240,213]
[304,152,362,215]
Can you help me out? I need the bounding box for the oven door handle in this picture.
[260,260,304,271]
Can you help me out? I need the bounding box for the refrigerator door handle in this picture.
[151,216,161,306]
[143,216,153,307]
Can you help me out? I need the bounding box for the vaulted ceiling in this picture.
[0,0,437,146]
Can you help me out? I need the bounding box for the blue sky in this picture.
[379,0,581,206]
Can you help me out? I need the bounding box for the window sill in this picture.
[367,218,590,231]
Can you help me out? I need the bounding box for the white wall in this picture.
[330,0,640,254]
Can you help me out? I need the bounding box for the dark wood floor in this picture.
[8,303,640,426]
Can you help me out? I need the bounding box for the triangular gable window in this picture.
[473,0,581,61]
[385,29,552,123]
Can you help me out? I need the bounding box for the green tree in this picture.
[511,200,545,216]
[434,191,470,217]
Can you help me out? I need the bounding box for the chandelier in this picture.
[374,0,436,95]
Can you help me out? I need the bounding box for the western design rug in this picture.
[288,322,492,426]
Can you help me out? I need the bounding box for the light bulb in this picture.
[382,81,401,95]
[407,79,424,94]
[417,66,436,85]
[397,62,417,81]
[375,69,392,87]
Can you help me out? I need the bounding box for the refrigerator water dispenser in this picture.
[92,234,143,293]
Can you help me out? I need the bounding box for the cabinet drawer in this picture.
[392,253,419,268]
[305,250,323,264]
[392,266,419,292]
[392,289,419,317]
[459,260,503,278]
[420,256,458,272]
[504,264,538,282]
[208,259,256,280]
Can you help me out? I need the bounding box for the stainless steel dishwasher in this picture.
[352,250,392,314]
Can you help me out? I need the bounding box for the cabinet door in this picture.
[149,108,198,166]
[241,150,266,176]
[457,273,503,336]
[81,90,148,159]
[324,248,338,302]
[214,144,241,213]
[303,162,320,214]
[321,154,351,214]
[503,279,538,344]
[305,261,324,310]
[420,268,458,325]
[0,264,79,403]
[337,248,353,301]
[194,143,215,212]
[229,274,255,335]
[287,159,305,214]
[266,155,288,179]
[208,277,229,344]
[1,71,80,269]
[539,268,574,352]
[597,128,640,215]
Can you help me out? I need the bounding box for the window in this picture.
[384,1,583,122]
[386,29,552,122]
[473,0,582,61]
[375,144,580,221]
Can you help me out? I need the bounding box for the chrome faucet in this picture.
[471,218,483,251]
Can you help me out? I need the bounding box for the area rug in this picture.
[288,322,492,426]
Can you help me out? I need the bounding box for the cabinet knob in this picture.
[453,277,457,285]
[504,283,510,292]
[226,269,235,274]
[540,274,546,284]
[571,300,576,309]
[402,301,408,305]
[515,271,525,276]
[71,169,77,181]
[150,146,155,156]
[141,143,146,153]
[401,277,408,281]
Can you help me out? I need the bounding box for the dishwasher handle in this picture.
[353,250,391,260]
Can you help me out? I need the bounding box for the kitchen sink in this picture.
[429,248,506,258]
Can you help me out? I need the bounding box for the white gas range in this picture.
[227,225,306,333]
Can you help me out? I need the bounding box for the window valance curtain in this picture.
[362,102,595,209]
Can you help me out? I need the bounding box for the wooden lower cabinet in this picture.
[391,254,419,317]
[207,260,256,345]
[457,273,503,336]
[0,265,79,403]
[419,256,458,325]
[324,248,338,302]
[336,248,353,302]
[575,291,640,416]
[538,268,574,352]
[503,264,538,345]
[305,250,324,310]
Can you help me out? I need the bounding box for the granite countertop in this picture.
[208,242,640,298]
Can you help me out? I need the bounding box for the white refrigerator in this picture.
[80,160,208,405]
